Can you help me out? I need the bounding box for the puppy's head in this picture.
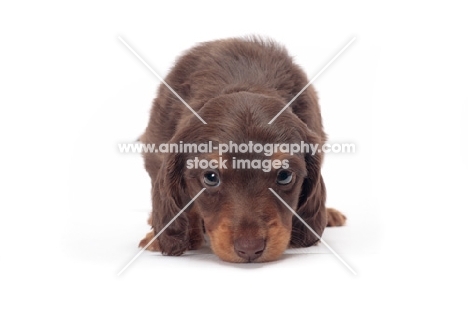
[156,92,325,262]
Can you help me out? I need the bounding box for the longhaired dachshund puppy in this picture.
[138,37,346,263]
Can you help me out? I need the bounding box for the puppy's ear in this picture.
[150,152,191,256]
[291,130,327,247]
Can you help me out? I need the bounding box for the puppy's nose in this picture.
[234,238,265,262]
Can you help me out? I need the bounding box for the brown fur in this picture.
[326,208,347,227]
[138,37,345,262]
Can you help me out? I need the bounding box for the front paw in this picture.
[139,231,189,255]
[326,208,347,227]
[139,231,160,251]
[157,233,190,256]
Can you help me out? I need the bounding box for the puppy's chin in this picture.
[207,220,291,263]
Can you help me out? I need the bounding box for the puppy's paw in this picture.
[139,231,160,252]
[158,234,189,256]
[188,234,204,251]
[326,208,347,227]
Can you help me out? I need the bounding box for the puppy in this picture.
[138,37,346,263]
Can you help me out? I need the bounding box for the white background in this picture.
[1,1,467,310]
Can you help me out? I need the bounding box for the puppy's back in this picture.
[168,37,308,101]
[147,37,323,144]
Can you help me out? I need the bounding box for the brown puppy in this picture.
[138,37,346,263]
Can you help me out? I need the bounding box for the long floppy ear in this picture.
[290,130,327,247]
[149,152,191,256]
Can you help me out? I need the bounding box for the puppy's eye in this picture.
[203,171,220,187]
[276,170,293,185]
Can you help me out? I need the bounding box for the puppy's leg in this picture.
[139,210,204,251]
[139,230,160,251]
[187,208,204,250]
[326,208,347,227]
[138,214,160,251]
